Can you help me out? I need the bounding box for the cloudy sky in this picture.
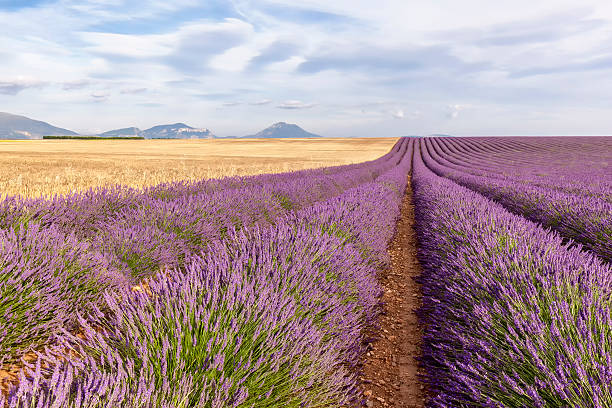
[1,0,612,136]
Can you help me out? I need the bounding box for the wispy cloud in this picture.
[447,104,470,119]
[247,40,301,70]
[390,108,422,120]
[434,9,604,47]
[90,91,110,102]
[0,78,46,95]
[298,45,487,75]
[120,87,148,94]
[62,79,92,91]
[3,1,612,136]
[392,109,405,119]
[510,54,612,77]
[255,3,356,26]
[250,99,272,105]
[0,82,32,95]
[193,92,238,100]
[137,102,163,107]
[276,100,316,109]
[164,18,253,74]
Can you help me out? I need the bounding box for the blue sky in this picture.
[1,0,612,136]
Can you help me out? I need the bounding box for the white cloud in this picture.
[62,80,92,91]
[80,32,172,58]
[2,1,612,136]
[447,104,470,119]
[90,92,110,102]
[392,109,404,119]
[209,45,260,72]
[0,77,46,95]
[277,100,316,109]
[250,99,272,105]
[120,87,147,94]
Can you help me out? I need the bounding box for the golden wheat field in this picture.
[0,138,397,198]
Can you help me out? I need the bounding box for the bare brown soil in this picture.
[0,354,34,395]
[359,179,426,407]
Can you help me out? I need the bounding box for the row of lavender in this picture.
[0,139,406,237]
[421,136,612,262]
[429,136,612,200]
[0,139,408,365]
[414,139,612,407]
[1,139,413,406]
[6,139,406,274]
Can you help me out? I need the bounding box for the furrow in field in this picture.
[359,169,426,408]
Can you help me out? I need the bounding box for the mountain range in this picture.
[0,113,323,139]
[99,123,215,139]
[98,127,141,138]
[0,112,78,139]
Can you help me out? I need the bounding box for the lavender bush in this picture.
[0,139,413,406]
[4,134,609,407]
[0,139,407,370]
[422,137,612,262]
[413,139,612,407]
[0,224,126,365]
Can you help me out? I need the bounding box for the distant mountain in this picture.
[97,123,214,139]
[428,133,454,137]
[0,112,78,139]
[98,127,141,138]
[244,122,322,138]
[141,123,214,139]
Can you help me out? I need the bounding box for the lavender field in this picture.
[0,139,412,406]
[415,137,612,407]
[1,136,611,407]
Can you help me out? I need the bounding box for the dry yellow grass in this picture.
[0,138,397,199]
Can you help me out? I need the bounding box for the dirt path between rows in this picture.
[360,180,426,407]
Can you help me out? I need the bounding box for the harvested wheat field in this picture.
[0,138,396,198]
